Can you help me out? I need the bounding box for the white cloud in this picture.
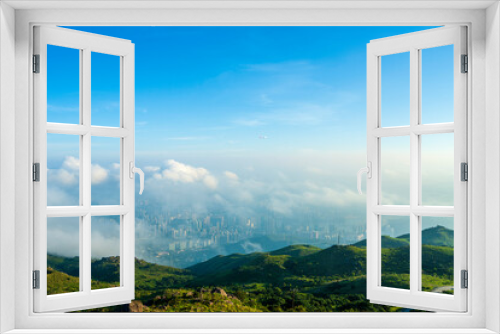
[91,218,120,259]
[306,166,325,175]
[47,187,78,206]
[155,159,218,190]
[91,164,108,185]
[63,156,79,170]
[55,169,77,185]
[161,160,208,183]
[224,171,239,181]
[203,175,218,190]
[48,156,79,186]
[47,224,80,257]
[144,166,160,173]
[112,163,121,170]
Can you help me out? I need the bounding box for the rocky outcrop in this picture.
[129,300,144,312]
[211,287,227,297]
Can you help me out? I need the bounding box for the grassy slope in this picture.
[46,267,118,295]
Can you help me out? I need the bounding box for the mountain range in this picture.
[47,225,454,312]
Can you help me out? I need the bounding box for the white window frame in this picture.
[0,1,499,334]
[365,26,468,312]
[33,26,136,313]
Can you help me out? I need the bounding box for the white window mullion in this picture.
[78,217,84,292]
[78,48,84,293]
[453,26,468,313]
[365,43,380,300]
[409,47,420,294]
[82,214,91,294]
[82,48,91,208]
[121,47,135,296]
[82,47,92,295]
[120,55,125,288]
[33,26,49,305]
[372,124,455,138]
[373,205,454,217]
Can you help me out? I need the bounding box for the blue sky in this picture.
[46,27,455,250]
[49,26,450,153]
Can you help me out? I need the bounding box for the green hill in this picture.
[47,266,79,295]
[270,244,322,257]
[188,245,322,279]
[188,244,366,286]
[46,230,454,313]
[46,266,120,295]
[189,252,291,286]
[382,244,453,277]
[47,254,80,277]
[353,235,409,249]
[424,225,454,246]
[134,258,194,292]
[354,225,453,248]
[189,252,267,276]
[187,241,452,290]
[397,225,453,247]
[286,245,366,278]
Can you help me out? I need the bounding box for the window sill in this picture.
[4,330,498,334]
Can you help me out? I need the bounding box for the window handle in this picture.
[357,162,372,195]
[129,162,144,195]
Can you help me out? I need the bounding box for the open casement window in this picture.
[33,26,142,312]
[365,26,467,312]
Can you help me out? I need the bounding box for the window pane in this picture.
[381,215,410,290]
[421,45,454,124]
[421,133,454,206]
[91,52,120,127]
[381,52,410,127]
[47,217,80,295]
[91,137,121,205]
[47,45,80,124]
[47,133,80,206]
[421,217,454,294]
[381,136,410,205]
[91,216,121,290]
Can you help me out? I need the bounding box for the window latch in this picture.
[357,161,372,195]
[129,162,144,195]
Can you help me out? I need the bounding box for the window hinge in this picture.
[461,54,468,73]
[461,162,468,182]
[33,270,40,289]
[33,54,40,73]
[461,270,468,289]
[33,163,40,182]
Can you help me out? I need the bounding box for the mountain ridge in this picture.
[47,225,454,312]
